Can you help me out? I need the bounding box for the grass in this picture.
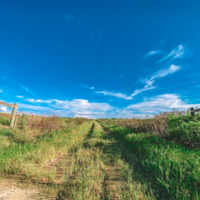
[0,114,92,198]
[58,121,153,199]
[1,111,200,199]
[0,114,10,126]
[98,116,200,200]
[0,114,154,199]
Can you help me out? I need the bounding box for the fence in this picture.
[14,112,59,130]
[0,101,18,128]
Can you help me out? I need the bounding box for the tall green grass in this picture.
[0,117,91,177]
[167,113,200,149]
[0,114,10,126]
[99,120,200,200]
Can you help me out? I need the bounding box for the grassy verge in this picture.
[99,121,200,200]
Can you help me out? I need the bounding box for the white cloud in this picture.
[76,112,98,115]
[18,98,112,118]
[96,91,129,99]
[150,64,180,79]
[74,114,93,119]
[127,64,180,99]
[26,99,53,104]
[0,106,7,112]
[126,94,200,114]
[144,50,162,58]
[0,89,3,93]
[126,80,155,100]
[17,95,24,98]
[157,44,189,64]
[18,103,53,112]
[54,99,112,112]
[15,94,199,119]
[96,65,180,100]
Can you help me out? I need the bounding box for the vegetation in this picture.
[98,110,200,199]
[1,110,200,199]
[0,114,10,126]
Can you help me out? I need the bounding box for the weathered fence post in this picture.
[14,113,18,128]
[10,103,18,128]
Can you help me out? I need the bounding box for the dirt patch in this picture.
[0,179,57,200]
[0,179,39,200]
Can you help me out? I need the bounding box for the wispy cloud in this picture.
[128,64,180,99]
[144,50,162,58]
[20,85,34,95]
[126,80,155,100]
[81,84,95,90]
[26,99,53,104]
[17,95,23,98]
[96,91,129,99]
[156,44,190,64]
[0,89,3,93]
[148,64,180,80]
[96,64,180,100]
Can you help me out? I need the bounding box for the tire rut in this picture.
[99,123,125,200]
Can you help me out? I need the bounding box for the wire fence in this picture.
[14,112,59,131]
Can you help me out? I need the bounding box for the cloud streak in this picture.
[26,99,53,103]
[17,95,24,98]
[156,44,189,64]
[81,84,95,90]
[96,64,180,100]
[144,50,162,58]
[96,91,129,99]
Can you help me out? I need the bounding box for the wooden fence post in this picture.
[10,103,18,128]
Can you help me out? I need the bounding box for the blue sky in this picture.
[1,0,200,118]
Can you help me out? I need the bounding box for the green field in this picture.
[0,111,200,199]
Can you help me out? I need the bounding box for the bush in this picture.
[167,113,200,148]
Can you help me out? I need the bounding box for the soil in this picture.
[0,179,39,200]
[0,179,56,200]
